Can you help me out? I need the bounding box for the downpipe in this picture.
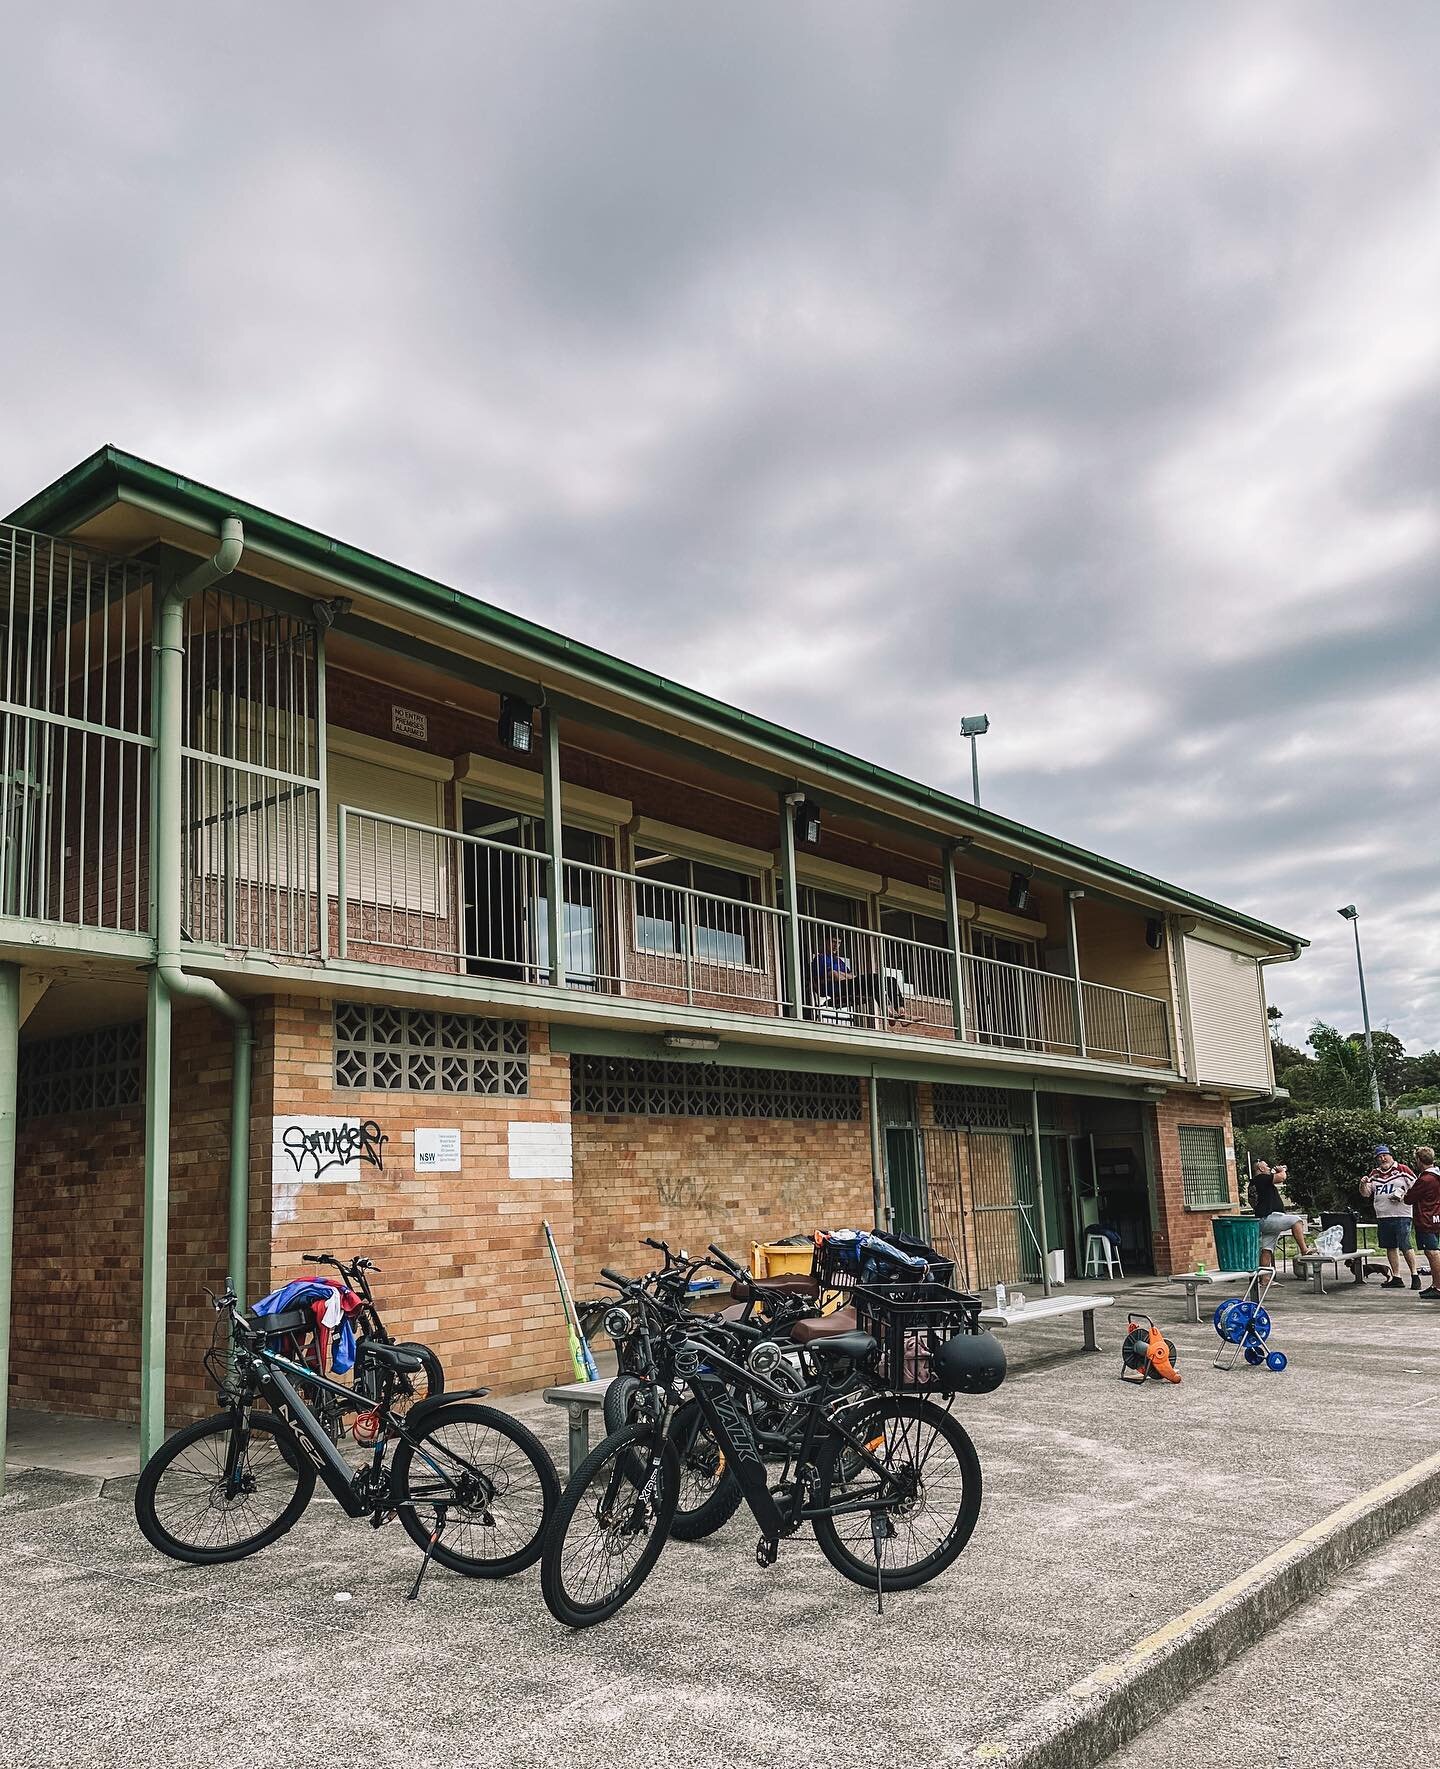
[154,518,255,1300]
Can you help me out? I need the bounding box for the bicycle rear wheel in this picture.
[134,1411,315,1564]
[811,1395,981,1592]
[393,1403,559,1577]
[541,1424,679,1627]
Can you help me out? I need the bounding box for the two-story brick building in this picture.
[0,446,1306,1463]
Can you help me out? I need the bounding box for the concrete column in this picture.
[0,963,20,1497]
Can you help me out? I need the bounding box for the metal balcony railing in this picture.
[277,806,1176,1072]
[0,524,153,936]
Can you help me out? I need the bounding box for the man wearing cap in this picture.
[1359,1146,1420,1291]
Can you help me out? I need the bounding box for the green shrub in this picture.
[1272,1110,1437,1213]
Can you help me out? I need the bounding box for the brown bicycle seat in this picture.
[790,1306,858,1344]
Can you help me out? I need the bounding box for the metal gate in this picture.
[922,1125,1043,1290]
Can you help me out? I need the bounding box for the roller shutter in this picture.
[1182,937,1271,1089]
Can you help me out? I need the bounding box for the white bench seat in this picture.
[1167,1269,1254,1323]
[542,1378,613,1476]
[978,1293,1114,1352]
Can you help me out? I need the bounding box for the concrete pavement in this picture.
[1,1272,1437,1768]
[1108,1512,1437,1769]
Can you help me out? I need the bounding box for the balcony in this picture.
[328,807,1175,1070]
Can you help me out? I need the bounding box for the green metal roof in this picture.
[7,443,1306,950]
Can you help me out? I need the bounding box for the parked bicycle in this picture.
[274,1251,444,1441]
[539,1265,1005,1626]
[135,1280,558,1596]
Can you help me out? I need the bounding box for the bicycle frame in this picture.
[674,1340,905,1539]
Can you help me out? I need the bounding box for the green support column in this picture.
[542,709,565,988]
[0,964,20,1497]
[943,845,967,1040]
[868,1074,888,1230]
[140,965,173,1460]
[778,793,804,1017]
[1030,1083,1053,1299]
[228,1022,254,1305]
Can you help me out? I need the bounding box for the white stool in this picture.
[1083,1230,1124,1280]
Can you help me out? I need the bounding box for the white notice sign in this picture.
[415,1128,462,1173]
[508,1121,573,1181]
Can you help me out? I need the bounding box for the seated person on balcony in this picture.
[1250,1161,1311,1271]
[811,934,907,1028]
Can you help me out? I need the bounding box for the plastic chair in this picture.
[1083,1229,1124,1280]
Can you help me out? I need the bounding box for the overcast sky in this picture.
[2,3,1436,1049]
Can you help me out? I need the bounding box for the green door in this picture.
[885,1125,925,1239]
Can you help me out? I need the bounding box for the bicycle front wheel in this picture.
[393,1403,559,1578]
[811,1395,981,1592]
[666,1399,742,1541]
[541,1424,679,1627]
[134,1411,315,1564]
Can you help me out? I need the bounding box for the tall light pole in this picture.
[961,714,989,807]
[1337,904,1382,1111]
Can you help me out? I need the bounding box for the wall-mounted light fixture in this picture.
[792,796,822,847]
[1007,870,1031,914]
[498,695,535,755]
[1145,918,1165,950]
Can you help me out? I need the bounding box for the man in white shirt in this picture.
[1359,1145,1420,1291]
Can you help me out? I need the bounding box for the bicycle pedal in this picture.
[755,1535,778,1569]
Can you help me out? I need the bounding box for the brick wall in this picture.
[265,997,577,1396]
[10,1006,270,1424]
[1147,1094,1238,1275]
[570,1108,875,1290]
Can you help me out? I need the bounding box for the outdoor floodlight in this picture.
[960,714,990,737]
[1007,871,1031,914]
[792,796,822,847]
[1337,904,1358,920]
[498,696,535,754]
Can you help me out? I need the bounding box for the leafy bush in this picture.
[1272,1110,1438,1213]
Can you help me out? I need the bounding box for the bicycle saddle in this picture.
[804,1330,877,1364]
[361,1342,423,1373]
[789,1306,858,1344]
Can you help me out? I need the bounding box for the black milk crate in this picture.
[813,1232,957,1292]
[852,1281,982,1392]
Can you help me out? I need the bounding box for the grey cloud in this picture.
[2,0,1438,1044]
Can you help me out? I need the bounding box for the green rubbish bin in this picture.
[1212,1214,1260,1271]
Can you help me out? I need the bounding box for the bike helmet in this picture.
[934,1329,1007,1395]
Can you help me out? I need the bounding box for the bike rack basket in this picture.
[851,1281,981,1392]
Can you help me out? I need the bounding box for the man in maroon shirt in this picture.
[1406,1146,1440,1298]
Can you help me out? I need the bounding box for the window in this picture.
[880,906,949,995]
[18,1022,144,1119]
[572,1055,860,1121]
[330,747,446,913]
[632,846,761,966]
[334,1003,528,1095]
[1178,1124,1230,1209]
[970,928,1038,968]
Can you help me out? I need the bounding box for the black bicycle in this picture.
[135,1281,558,1594]
[286,1251,444,1439]
[540,1269,1004,1627]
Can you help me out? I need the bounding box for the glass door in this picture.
[461,799,610,985]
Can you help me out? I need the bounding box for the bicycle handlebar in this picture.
[707,1243,746,1278]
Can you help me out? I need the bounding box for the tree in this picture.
[1399,1049,1440,1094]
[1273,1110,1436,1213]
[1308,1022,1377,1110]
[1349,1028,1406,1103]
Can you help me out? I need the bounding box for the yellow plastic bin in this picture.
[752,1241,815,1279]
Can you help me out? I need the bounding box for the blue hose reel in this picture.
[1213,1297,1288,1372]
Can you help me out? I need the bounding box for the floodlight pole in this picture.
[970,734,981,807]
[1341,909,1382,1111]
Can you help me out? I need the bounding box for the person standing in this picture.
[1405,1147,1440,1298]
[1359,1145,1420,1291]
[1251,1161,1311,1272]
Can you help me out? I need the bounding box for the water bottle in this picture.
[995,1281,1008,1311]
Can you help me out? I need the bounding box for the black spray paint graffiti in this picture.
[281,1119,388,1179]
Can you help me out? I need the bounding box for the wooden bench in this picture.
[978,1294,1114,1352]
[1167,1269,1255,1323]
[541,1378,612,1476]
